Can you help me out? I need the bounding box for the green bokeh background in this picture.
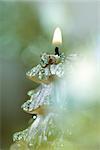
[0,1,99,150]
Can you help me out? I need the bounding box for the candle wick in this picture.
[55,47,60,56]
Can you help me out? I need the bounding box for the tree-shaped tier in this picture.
[11,52,65,150]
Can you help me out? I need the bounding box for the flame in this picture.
[52,27,62,45]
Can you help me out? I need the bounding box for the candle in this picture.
[52,27,62,56]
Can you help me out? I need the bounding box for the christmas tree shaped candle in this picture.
[10,28,66,150]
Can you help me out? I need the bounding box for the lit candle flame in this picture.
[52,27,62,46]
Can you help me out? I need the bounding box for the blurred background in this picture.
[0,0,100,149]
